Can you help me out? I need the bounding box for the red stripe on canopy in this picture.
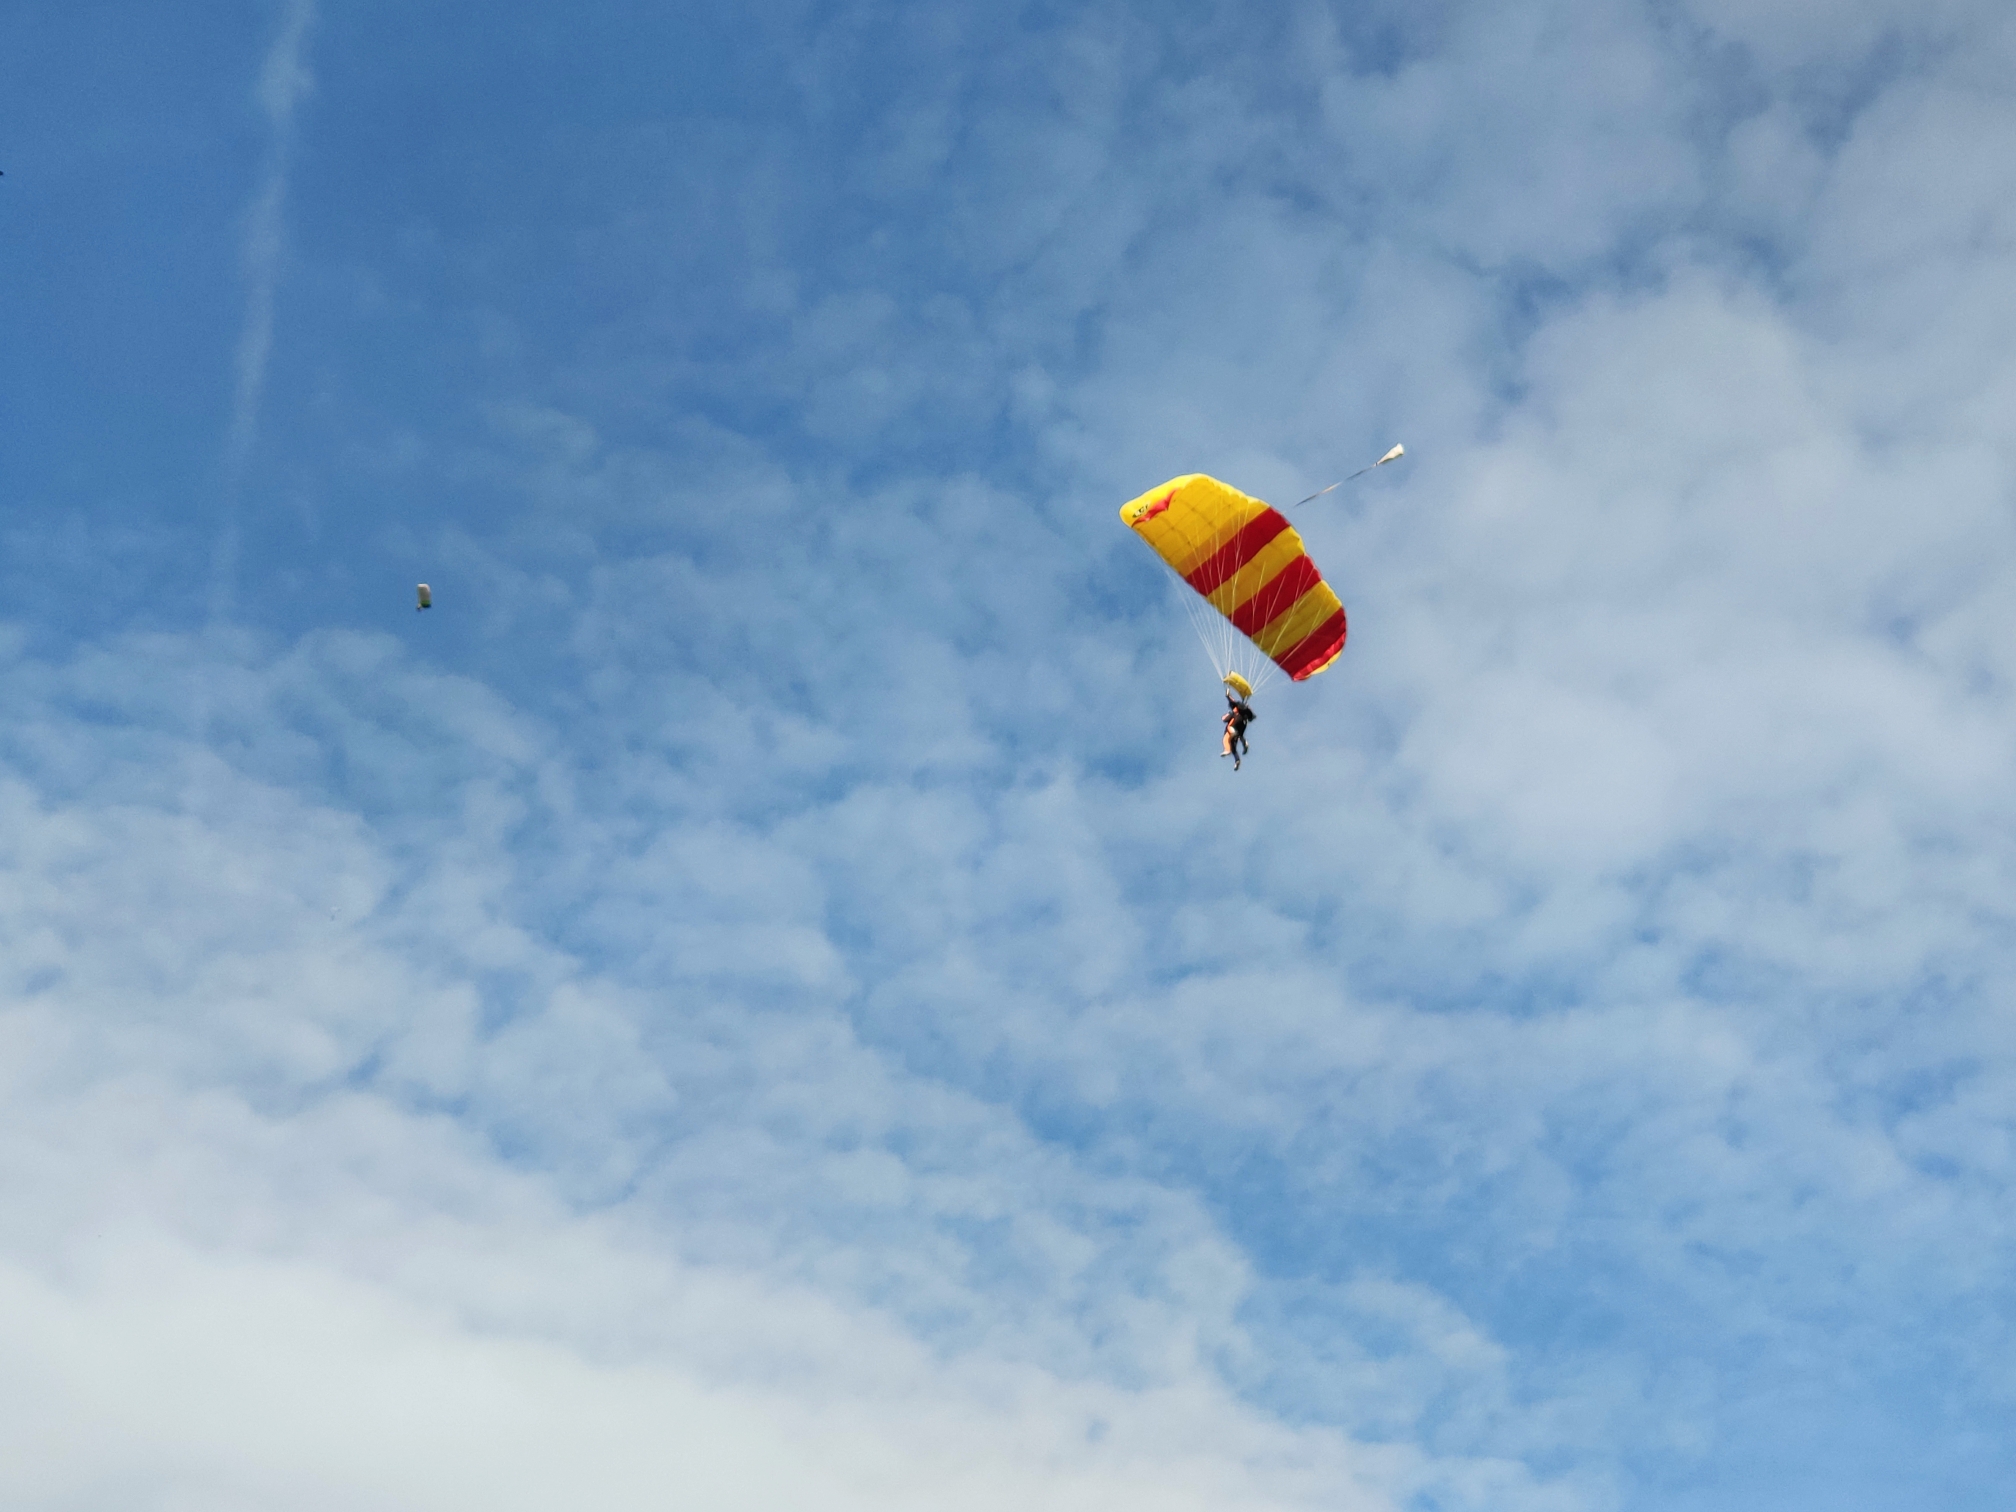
[1230,554,1324,636]
[1182,508,1292,597]
[1274,609,1349,681]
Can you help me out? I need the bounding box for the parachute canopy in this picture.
[416,583,433,610]
[1121,474,1346,687]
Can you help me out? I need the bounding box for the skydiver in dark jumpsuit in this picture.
[1221,695,1255,770]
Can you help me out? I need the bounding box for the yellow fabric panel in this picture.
[1119,475,1269,579]
[1252,580,1345,658]
[1206,527,1306,617]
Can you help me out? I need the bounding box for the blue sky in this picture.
[4,1,2016,1507]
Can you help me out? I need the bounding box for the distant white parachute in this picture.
[416,583,433,611]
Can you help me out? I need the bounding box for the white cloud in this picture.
[0,643,1508,1510]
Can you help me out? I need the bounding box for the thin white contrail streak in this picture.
[211,0,316,621]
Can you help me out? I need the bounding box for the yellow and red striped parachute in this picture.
[1120,474,1346,689]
